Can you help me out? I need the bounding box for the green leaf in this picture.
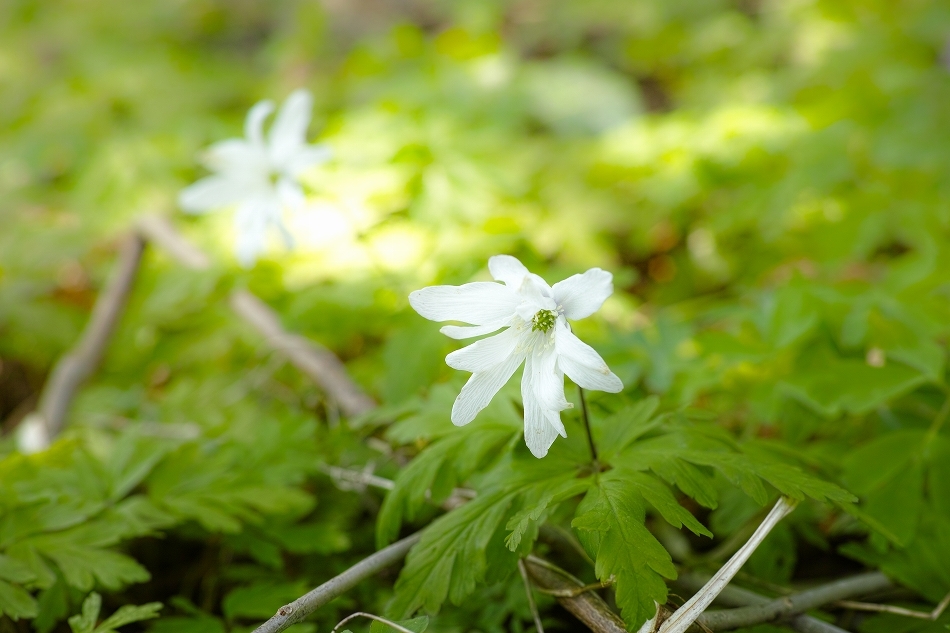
[0,554,35,584]
[623,470,712,538]
[222,582,310,620]
[596,396,661,463]
[377,426,517,547]
[68,593,101,633]
[148,615,227,633]
[572,472,675,630]
[389,489,517,617]
[504,476,591,552]
[782,352,928,417]
[95,602,162,632]
[0,578,38,620]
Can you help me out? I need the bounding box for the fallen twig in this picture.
[834,589,950,621]
[135,214,376,417]
[698,572,892,631]
[252,532,422,633]
[524,555,626,633]
[676,572,850,633]
[229,289,376,416]
[331,612,418,633]
[20,233,146,451]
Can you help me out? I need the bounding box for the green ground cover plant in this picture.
[2,0,950,632]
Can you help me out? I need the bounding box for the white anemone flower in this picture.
[409,255,623,458]
[178,89,331,267]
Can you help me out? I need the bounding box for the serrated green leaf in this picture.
[377,426,516,547]
[622,470,712,538]
[596,396,661,463]
[95,602,162,632]
[505,476,591,552]
[389,490,516,617]
[572,473,674,630]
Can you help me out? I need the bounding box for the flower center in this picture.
[531,309,557,333]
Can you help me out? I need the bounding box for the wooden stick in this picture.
[252,533,422,633]
[135,214,376,417]
[23,233,145,450]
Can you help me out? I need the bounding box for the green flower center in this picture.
[531,309,557,333]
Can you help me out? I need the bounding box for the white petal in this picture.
[526,347,572,412]
[203,139,268,175]
[515,274,558,321]
[489,255,529,287]
[554,322,623,393]
[440,318,509,339]
[285,144,332,177]
[276,177,307,212]
[552,268,614,320]
[179,176,244,213]
[446,327,520,373]
[451,351,525,426]
[245,99,275,147]
[522,383,561,458]
[269,89,313,168]
[409,282,519,325]
[234,201,269,267]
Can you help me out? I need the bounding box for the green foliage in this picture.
[68,592,161,633]
[2,0,950,630]
[572,472,677,627]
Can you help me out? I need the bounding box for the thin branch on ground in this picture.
[835,588,950,621]
[318,463,395,491]
[523,556,627,633]
[135,214,211,269]
[136,214,376,417]
[230,289,376,417]
[519,559,545,633]
[252,532,422,633]
[317,463,476,506]
[22,233,146,451]
[331,612,418,633]
[697,572,893,631]
[675,572,850,633]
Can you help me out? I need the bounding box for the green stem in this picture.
[578,386,598,466]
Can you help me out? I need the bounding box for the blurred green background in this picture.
[3,0,950,631]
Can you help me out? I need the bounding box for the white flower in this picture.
[409,255,623,458]
[178,89,331,267]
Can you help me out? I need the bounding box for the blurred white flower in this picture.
[410,255,623,458]
[179,89,331,267]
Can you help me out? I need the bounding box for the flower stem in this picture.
[578,387,598,466]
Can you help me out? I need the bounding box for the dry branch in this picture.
[24,233,145,449]
[135,214,376,417]
[229,289,376,416]
[696,572,892,632]
[524,556,627,633]
[252,532,422,633]
[675,572,849,633]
